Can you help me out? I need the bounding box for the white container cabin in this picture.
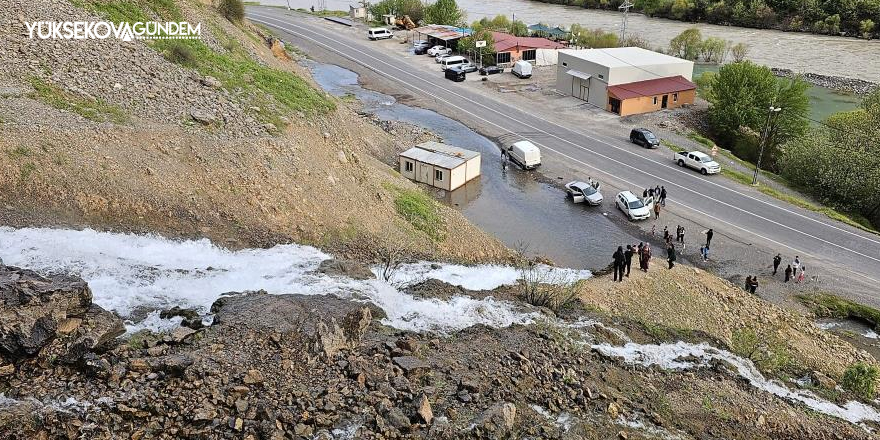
[398,141,481,191]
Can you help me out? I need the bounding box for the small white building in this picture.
[398,141,481,191]
[556,47,695,116]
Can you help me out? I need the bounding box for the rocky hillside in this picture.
[0,0,508,263]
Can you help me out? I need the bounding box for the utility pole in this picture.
[752,106,783,185]
[618,0,633,42]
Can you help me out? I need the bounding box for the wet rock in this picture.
[159,306,203,329]
[165,326,196,344]
[155,354,194,376]
[0,363,14,376]
[316,259,374,280]
[811,371,837,390]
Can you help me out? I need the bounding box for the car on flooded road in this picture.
[565,180,603,205]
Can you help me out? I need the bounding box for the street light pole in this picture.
[752,105,782,185]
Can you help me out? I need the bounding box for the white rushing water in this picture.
[383,262,591,290]
[0,227,576,334]
[594,341,880,425]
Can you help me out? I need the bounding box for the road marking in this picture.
[247,12,880,283]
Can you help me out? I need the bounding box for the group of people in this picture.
[612,240,680,281]
[776,254,807,283]
[642,185,667,219]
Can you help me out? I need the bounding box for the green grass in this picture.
[6,146,32,159]
[71,0,182,23]
[665,137,877,234]
[731,327,795,376]
[29,77,129,124]
[19,162,37,180]
[797,293,880,329]
[842,363,879,400]
[388,185,446,241]
[295,8,349,17]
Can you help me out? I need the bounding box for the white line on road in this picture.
[247,12,880,283]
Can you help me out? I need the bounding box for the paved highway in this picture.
[246,7,880,292]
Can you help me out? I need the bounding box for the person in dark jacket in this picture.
[624,245,635,277]
[749,276,759,294]
[613,246,625,282]
[643,188,648,198]
[784,265,793,282]
[666,244,676,269]
[705,229,714,247]
[773,254,782,275]
[744,275,752,291]
[637,242,644,268]
[660,186,667,206]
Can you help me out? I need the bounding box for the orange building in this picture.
[606,76,697,116]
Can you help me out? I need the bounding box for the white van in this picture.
[440,55,466,70]
[367,28,393,40]
[512,60,533,78]
[506,140,541,169]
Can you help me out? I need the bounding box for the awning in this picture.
[566,70,592,81]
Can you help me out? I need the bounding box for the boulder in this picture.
[473,402,516,438]
[393,356,430,377]
[189,108,217,125]
[317,259,374,281]
[416,394,433,424]
[811,371,837,390]
[0,266,123,363]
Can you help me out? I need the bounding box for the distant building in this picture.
[412,25,472,50]
[556,47,696,116]
[398,142,481,191]
[527,24,569,40]
[490,32,565,67]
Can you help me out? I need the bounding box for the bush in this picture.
[515,252,580,313]
[668,28,702,60]
[842,363,879,400]
[218,0,245,23]
[392,187,446,241]
[164,41,196,66]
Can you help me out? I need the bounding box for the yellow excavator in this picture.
[394,15,416,30]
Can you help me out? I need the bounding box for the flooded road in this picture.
[257,0,880,82]
[309,62,640,269]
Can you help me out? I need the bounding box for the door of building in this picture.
[418,163,432,184]
[661,94,669,109]
[608,97,621,114]
[578,81,589,100]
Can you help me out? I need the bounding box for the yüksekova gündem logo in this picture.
[25,21,201,41]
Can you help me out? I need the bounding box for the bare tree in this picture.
[514,243,580,312]
[730,42,749,62]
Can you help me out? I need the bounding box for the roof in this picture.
[607,75,696,100]
[416,141,480,160]
[400,147,465,169]
[413,25,472,41]
[559,47,692,68]
[491,31,565,52]
[566,69,592,80]
[527,24,568,37]
[618,190,639,202]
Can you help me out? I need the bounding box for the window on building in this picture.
[652,96,658,105]
[598,74,604,79]
[562,62,567,67]
[673,93,679,102]
[522,49,536,61]
[496,52,511,64]
[404,161,413,172]
[435,169,444,181]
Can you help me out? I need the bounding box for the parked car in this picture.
[673,150,721,175]
[512,60,533,78]
[435,53,452,63]
[615,191,653,221]
[630,128,659,148]
[412,40,429,47]
[479,66,504,76]
[565,180,603,205]
[414,45,430,55]
[440,55,467,70]
[505,140,541,170]
[444,66,466,82]
[458,62,478,73]
[427,45,449,56]
[367,28,393,40]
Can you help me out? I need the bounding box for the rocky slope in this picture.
[0,0,508,263]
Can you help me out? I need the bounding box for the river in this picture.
[255,0,880,82]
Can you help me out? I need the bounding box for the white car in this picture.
[673,151,721,175]
[427,45,449,56]
[615,191,653,221]
[435,53,453,63]
[565,180,603,205]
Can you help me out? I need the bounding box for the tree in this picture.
[730,42,749,61]
[622,34,651,49]
[510,20,530,36]
[369,0,425,24]
[706,61,809,168]
[424,0,465,26]
[668,28,702,60]
[218,0,244,23]
[699,36,727,62]
[457,27,495,65]
[861,19,876,38]
[570,24,619,48]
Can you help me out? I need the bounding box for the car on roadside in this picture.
[414,45,430,55]
[479,66,504,76]
[435,53,453,63]
[367,28,394,40]
[630,128,659,149]
[673,150,721,175]
[444,66,466,82]
[427,45,450,56]
[615,191,653,221]
[565,180,603,205]
[412,40,429,47]
[458,62,479,73]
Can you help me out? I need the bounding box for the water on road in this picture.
[309,62,641,269]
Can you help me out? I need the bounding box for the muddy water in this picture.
[309,62,640,269]
[815,318,880,361]
[256,0,880,82]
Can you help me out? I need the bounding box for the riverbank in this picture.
[771,68,877,95]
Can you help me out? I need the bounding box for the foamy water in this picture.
[383,262,591,290]
[0,227,550,334]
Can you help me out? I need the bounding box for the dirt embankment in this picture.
[0,0,509,264]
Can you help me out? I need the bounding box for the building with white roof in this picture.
[556,47,696,116]
[398,141,481,191]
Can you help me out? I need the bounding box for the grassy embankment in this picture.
[662,135,877,234]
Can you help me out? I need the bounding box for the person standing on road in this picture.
[637,242,644,269]
[700,245,709,261]
[654,185,661,199]
[648,187,655,198]
[624,245,634,277]
[613,246,625,282]
[660,186,667,206]
[666,243,676,269]
[643,188,649,198]
[792,256,801,274]
[654,202,661,220]
[663,226,670,242]
[642,244,652,271]
[784,265,793,282]
[772,254,782,275]
[705,229,714,247]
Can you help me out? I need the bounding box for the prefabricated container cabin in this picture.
[398,141,481,191]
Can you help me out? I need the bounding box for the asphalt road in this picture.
[245,7,880,291]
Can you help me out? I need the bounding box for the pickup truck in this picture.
[673,151,721,175]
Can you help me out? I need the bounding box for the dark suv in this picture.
[630,128,659,148]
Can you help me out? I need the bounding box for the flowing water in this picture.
[253,0,880,82]
[308,62,640,270]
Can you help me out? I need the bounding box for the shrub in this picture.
[842,363,879,400]
[516,258,580,312]
[164,41,196,66]
[218,0,245,23]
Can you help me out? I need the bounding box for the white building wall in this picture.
[607,62,694,85]
[556,52,610,108]
[449,166,466,191]
[534,49,558,66]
